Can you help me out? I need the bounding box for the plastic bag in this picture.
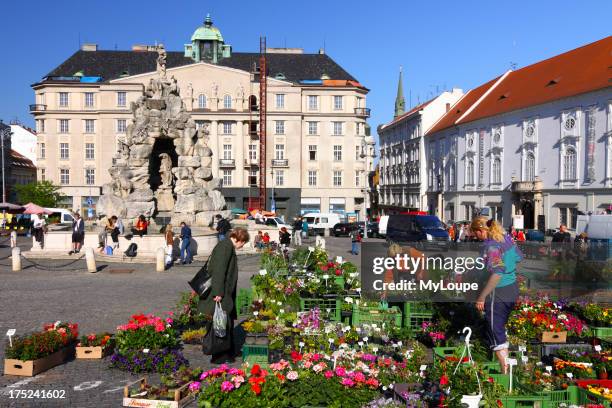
[213,302,227,337]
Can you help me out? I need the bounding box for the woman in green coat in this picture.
[198,227,250,364]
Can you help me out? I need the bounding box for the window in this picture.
[60,169,70,185]
[490,206,503,223]
[355,170,362,187]
[248,170,258,186]
[276,94,285,109]
[466,160,474,185]
[492,158,501,184]
[85,143,95,160]
[85,168,95,185]
[60,143,69,159]
[198,94,207,109]
[39,143,45,159]
[525,152,535,181]
[333,145,342,161]
[308,122,318,135]
[448,163,455,187]
[40,168,45,181]
[117,119,127,133]
[333,95,343,110]
[84,92,94,107]
[356,145,362,160]
[275,144,285,160]
[117,91,126,107]
[464,203,476,219]
[36,119,45,133]
[248,144,257,160]
[84,119,95,133]
[563,148,577,180]
[275,120,285,135]
[308,145,317,161]
[559,207,578,229]
[332,122,343,136]
[59,92,69,107]
[59,119,69,133]
[333,171,342,186]
[223,144,232,160]
[223,122,232,134]
[221,170,232,186]
[223,95,232,109]
[275,170,284,186]
[308,170,317,186]
[308,95,318,110]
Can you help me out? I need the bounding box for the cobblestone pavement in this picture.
[0,235,363,407]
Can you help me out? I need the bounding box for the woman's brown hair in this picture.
[230,227,250,243]
[471,216,505,242]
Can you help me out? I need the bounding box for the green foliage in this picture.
[14,181,64,208]
[180,327,207,344]
[174,291,209,330]
[5,331,65,361]
[115,325,179,354]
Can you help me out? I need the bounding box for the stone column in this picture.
[236,120,245,187]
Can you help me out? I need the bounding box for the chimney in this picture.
[318,48,325,55]
[81,43,98,52]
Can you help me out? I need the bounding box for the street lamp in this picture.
[0,127,11,203]
[360,135,376,238]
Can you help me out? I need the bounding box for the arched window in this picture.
[198,94,207,109]
[492,158,501,184]
[223,95,232,109]
[563,148,577,180]
[466,160,474,185]
[525,152,535,181]
[249,95,258,111]
[448,163,455,187]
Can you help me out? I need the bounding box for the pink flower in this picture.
[303,361,313,369]
[228,368,243,376]
[324,370,334,379]
[341,378,355,387]
[366,377,379,388]
[165,318,173,325]
[287,371,299,381]
[354,372,366,383]
[200,372,209,380]
[232,375,245,388]
[188,382,201,392]
[335,367,346,377]
[221,381,234,392]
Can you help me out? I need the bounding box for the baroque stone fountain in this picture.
[98,44,227,227]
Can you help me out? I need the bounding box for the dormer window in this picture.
[275,73,286,80]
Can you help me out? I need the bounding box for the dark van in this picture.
[386,214,450,243]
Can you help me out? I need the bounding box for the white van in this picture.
[45,208,75,225]
[302,213,343,235]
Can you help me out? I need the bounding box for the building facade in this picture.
[377,80,463,214]
[9,123,37,166]
[30,16,370,220]
[425,37,612,230]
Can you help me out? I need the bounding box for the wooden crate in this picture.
[123,378,194,408]
[76,346,112,359]
[541,331,567,343]
[4,345,75,377]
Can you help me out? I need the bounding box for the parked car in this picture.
[386,214,450,244]
[302,213,343,235]
[332,222,359,237]
[357,221,379,238]
[264,217,293,231]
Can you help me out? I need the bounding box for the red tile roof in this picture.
[383,98,434,129]
[11,150,36,169]
[462,36,612,124]
[426,76,502,134]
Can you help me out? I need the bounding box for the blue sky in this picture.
[0,0,610,137]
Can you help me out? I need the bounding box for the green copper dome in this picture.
[191,14,224,42]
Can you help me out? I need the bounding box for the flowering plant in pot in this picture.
[114,313,179,353]
[174,291,209,331]
[5,322,79,361]
[419,321,447,347]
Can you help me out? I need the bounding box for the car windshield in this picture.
[415,216,444,230]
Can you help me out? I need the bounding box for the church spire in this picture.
[394,66,406,118]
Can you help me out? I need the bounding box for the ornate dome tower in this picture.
[184,14,232,64]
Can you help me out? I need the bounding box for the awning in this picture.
[231,208,247,214]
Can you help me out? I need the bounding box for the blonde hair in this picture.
[470,216,505,242]
[388,243,402,257]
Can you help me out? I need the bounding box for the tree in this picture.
[14,181,64,208]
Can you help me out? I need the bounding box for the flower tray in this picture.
[538,343,593,359]
[122,378,194,408]
[575,380,612,408]
[352,305,402,327]
[299,297,341,322]
[76,345,112,359]
[592,326,612,341]
[541,331,567,343]
[4,344,75,377]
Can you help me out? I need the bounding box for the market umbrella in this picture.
[0,202,24,213]
[231,208,247,215]
[22,203,53,215]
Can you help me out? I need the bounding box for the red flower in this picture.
[487,377,494,383]
[440,374,449,386]
[251,364,261,376]
[496,399,503,407]
[335,269,342,276]
[290,350,303,363]
[251,383,261,395]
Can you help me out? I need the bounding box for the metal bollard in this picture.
[11,247,21,272]
[156,247,165,272]
[324,228,330,237]
[85,247,97,273]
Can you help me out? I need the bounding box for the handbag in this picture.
[188,260,212,297]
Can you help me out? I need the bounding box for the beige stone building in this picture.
[30,16,370,220]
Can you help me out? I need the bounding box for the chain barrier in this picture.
[19,254,89,271]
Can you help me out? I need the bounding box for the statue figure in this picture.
[159,153,173,188]
[118,140,130,162]
[186,83,194,107]
[156,44,167,77]
[169,76,180,96]
[211,82,219,98]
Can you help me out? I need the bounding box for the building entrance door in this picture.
[521,200,534,229]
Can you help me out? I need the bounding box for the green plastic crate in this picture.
[352,305,402,327]
[593,326,612,340]
[402,301,434,331]
[541,386,579,408]
[299,298,341,321]
[242,344,268,360]
[403,301,434,315]
[236,288,254,315]
[433,346,464,363]
[500,394,549,408]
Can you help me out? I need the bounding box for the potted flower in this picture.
[123,366,202,408]
[76,332,114,359]
[4,321,78,376]
[180,327,207,345]
[341,297,354,319]
[243,320,267,345]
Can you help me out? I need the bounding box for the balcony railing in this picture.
[354,107,371,118]
[219,159,235,168]
[511,178,543,192]
[271,159,289,167]
[244,158,259,167]
[29,104,47,112]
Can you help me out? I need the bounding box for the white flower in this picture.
[397,341,403,347]
[371,323,378,329]
[325,327,332,334]
[259,269,267,276]
[143,348,150,353]
[382,386,388,391]
[374,327,381,332]
[313,278,320,284]
[356,288,362,293]
[276,316,280,321]
[253,311,259,316]
[279,309,285,314]
[277,301,282,305]
[349,272,358,278]
[389,384,394,389]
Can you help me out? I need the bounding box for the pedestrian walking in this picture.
[69,212,85,255]
[215,214,231,241]
[165,223,174,268]
[350,229,361,255]
[292,217,303,246]
[179,221,192,264]
[32,212,47,249]
[198,228,250,364]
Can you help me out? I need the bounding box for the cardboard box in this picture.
[76,346,111,359]
[542,331,567,343]
[4,345,75,376]
[123,378,194,408]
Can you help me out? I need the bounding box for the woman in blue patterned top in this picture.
[471,216,523,373]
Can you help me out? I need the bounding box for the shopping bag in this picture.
[202,321,232,355]
[213,302,227,338]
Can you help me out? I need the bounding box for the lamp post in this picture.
[0,127,11,203]
[360,135,376,238]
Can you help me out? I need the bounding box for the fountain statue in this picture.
[98,44,227,226]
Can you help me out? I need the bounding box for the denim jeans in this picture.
[351,242,359,255]
[180,238,191,263]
